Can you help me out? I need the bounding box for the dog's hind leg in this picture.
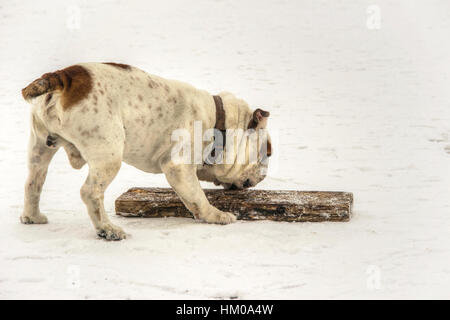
[21,127,58,224]
[80,154,125,240]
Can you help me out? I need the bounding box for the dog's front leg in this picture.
[21,130,58,224]
[161,160,236,224]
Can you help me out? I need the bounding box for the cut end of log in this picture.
[115,188,353,222]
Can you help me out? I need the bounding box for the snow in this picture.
[1,0,450,299]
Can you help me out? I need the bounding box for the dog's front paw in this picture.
[96,223,127,241]
[202,207,237,225]
[20,213,48,224]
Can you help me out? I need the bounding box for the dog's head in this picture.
[199,106,272,190]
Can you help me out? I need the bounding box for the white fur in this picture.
[21,63,268,240]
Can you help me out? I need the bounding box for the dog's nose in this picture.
[229,184,240,190]
[243,179,252,188]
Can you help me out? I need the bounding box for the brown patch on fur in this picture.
[93,208,101,220]
[167,96,177,104]
[22,65,92,110]
[80,130,90,137]
[247,120,257,129]
[102,62,131,70]
[138,94,143,101]
[247,109,270,129]
[45,93,52,105]
[189,202,201,219]
[148,79,159,88]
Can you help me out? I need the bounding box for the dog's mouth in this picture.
[214,179,254,190]
[228,184,241,190]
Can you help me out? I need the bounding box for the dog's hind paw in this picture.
[20,214,48,224]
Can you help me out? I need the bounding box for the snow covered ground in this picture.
[1,0,449,299]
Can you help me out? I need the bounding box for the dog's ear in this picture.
[248,108,270,129]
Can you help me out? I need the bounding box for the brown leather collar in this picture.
[213,95,226,131]
[205,95,226,164]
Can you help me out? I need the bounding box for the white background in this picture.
[0,0,449,299]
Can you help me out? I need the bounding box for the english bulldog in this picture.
[21,63,271,240]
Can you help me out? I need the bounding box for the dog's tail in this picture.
[22,72,64,102]
[21,65,92,109]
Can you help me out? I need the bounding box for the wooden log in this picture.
[115,188,353,222]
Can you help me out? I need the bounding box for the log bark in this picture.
[115,188,353,222]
